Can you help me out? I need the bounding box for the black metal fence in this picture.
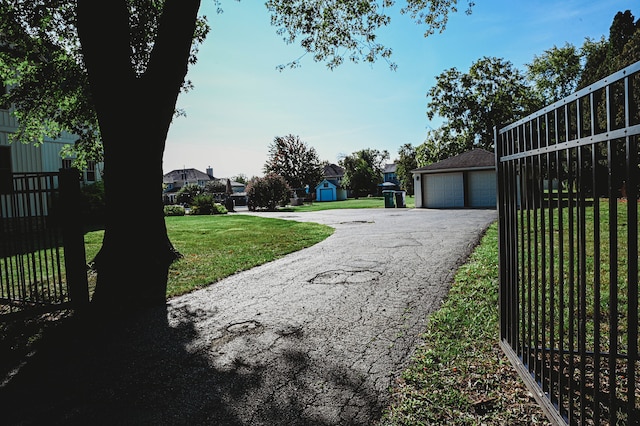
[496,60,640,425]
[0,169,89,320]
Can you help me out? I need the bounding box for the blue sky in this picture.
[163,0,638,179]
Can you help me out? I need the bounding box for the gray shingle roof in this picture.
[383,163,396,173]
[163,168,213,184]
[323,163,344,178]
[411,149,495,173]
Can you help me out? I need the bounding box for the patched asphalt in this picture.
[2,207,497,426]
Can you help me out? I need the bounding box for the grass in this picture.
[518,199,638,352]
[379,222,550,425]
[83,214,334,298]
[281,195,415,212]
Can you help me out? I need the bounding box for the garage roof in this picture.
[411,148,495,174]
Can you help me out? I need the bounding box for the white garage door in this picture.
[468,170,496,207]
[424,172,464,208]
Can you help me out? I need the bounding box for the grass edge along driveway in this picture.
[83,209,549,424]
[379,222,550,425]
[83,214,334,298]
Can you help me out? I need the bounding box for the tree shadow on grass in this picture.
[0,305,384,426]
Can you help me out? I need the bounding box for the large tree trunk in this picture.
[76,0,201,309]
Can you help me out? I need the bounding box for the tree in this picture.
[246,173,291,211]
[395,143,417,195]
[526,43,582,104]
[204,179,226,195]
[177,183,203,206]
[0,0,472,310]
[263,134,324,195]
[340,148,389,197]
[580,10,640,88]
[426,56,539,152]
[232,173,249,185]
[415,125,469,166]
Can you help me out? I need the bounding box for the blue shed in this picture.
[315,179,347,201]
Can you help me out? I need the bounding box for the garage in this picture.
[412,149,496,209]
[468,170,497,207]
[424,172,464,208]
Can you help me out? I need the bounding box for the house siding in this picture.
[1,106,94,176]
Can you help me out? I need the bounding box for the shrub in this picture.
[164,205,186,216]
[190,194,215,215]
[190,194,227,215]
[79,180,106,225]
[246,173,291,211]
[176,183,203,206]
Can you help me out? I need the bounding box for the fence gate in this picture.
[0,169,89,320]
[496,60,640,425]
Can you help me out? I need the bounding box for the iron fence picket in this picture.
[0,171,88,320]
[497,60,640,425]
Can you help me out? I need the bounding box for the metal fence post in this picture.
[58,168,90,306]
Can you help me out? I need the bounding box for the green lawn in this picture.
[281,195,415,212]
[83,215,334,298]
[62,197,418,301]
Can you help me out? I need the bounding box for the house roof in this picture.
[383,163,396,174]
[411,149,495,173]
[213,178,245,188]
[163,168,213,183]
[323,163,344,179]
[315,179,337,189]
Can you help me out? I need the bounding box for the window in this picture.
[0,145,12,193]
[62,158,74,170]
[86,160,96,182]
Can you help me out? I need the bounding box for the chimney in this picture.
[206,166,214,179]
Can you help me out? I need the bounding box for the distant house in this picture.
[162,166,246,205]
[383,163,399,186]
[315,163,347,201]
[412,149,496,209]
[323,163,344,186]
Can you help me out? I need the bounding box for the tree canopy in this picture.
[579,9,640,88]
[340,148,389,197]
[263,134,324,193]
[0,0,208,167]
[395,143,417,195]
[526,43,582,104]
[426,56,538,153]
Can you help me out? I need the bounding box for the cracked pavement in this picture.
[2,207,497,426]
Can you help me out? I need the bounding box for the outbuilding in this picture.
[412,148,496,209]
[315,179,347,202]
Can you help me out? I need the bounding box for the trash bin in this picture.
[382,190,395,208]
[395,190,406,208]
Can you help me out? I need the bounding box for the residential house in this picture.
[411,148,496,209]
[162,166,246,205]
[0,83,102,186]
[383,163,399,186]
[315,163,347,201]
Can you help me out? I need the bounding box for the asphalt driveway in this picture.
[2,208,497,426]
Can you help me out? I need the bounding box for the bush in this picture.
[80,180,106,225]
[164,205,186,216]
[176,183,203,206]
[190,194,227,215]
[246,173,291,211]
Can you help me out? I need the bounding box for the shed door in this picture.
[424,172,464,208]
[468,170,496,207]
[319,188,333,201]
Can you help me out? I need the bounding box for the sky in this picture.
[163,0,639,179]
